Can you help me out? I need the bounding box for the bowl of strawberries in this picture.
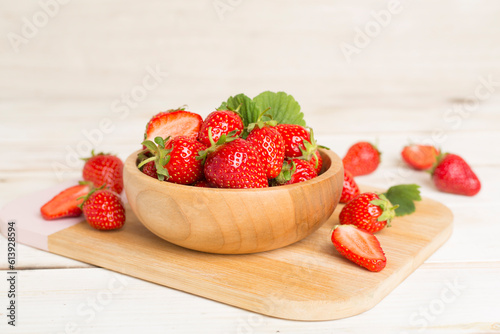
[124,92,344,254]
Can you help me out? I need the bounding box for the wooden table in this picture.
[1,1,499,332]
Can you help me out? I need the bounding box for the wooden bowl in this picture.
[123,148,343,254]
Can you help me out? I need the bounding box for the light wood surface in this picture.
[1,0,500,332]
[39,185,451,321]
[123,149,343,254]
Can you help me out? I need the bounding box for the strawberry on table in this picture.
[340,170,360,204]
[331,224,386,272]
[145,109,203,142]
[40,184,90,220]
[139,136,207,185]
[401,144,440,170]
[247,124,285,179]
[274,158,317,186]
[197,110,244,147]
[82,151,124,193]
[431,153,481,196]
[203,138,268,189]
[81,189,125,230]
[342,141,381,176]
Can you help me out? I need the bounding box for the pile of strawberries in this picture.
[331,141,481,272]
[41,151,126,230]
[137,108,324,188]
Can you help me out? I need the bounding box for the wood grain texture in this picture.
[47,186,452,321]
[123,148,343,254]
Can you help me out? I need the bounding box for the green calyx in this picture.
[297,128,329,169]
[196,127,239,164]
[370,193,398,227]
[429,152,448,175]
[80,149,113,162]
[246,107,278,133]
[77,184,105,209]
[137,136,172,181]
[274,160,297,185]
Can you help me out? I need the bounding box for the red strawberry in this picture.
[402,144,440,170]
[275,124,310,158]
[340,170,360,203]
[331,224,386,272]
[203,138,268,189]
[246,125,285,179]
[342,142,381,176]
[140,160,157,179]
[339,192,396,233]
[432,153,481,196]
[145,109,203,142]
[275,158,317,186]
[140,136,207,185]
[81,189,125,230]
[197,110,244,147]
[40,184,90,220]
[82,151,124,193]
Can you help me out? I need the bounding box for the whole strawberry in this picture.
[82,151,124,193]
[331,224,386,272]
[145,109,203,142]
[198,110,244,147]
[275,124,310,158]
[81,189,125,230]
[140,136,207,185]
[203,138,268,189]
[401,144,440,170]
[274,159,317,186]
[342,142,380,176]
[340,170,360,204]
[432,153,481,196]
[339,192,396,233]
[246,125,285,179]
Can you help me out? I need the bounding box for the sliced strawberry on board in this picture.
[401,144,440,170]
[40,184,90,220]
[145,109,203,142]
[331,224,387,272]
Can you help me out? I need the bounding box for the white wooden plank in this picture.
[0,265,498,333]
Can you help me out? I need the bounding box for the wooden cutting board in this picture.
[0,182,453,321]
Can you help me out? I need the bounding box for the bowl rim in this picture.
[124,148,343,193]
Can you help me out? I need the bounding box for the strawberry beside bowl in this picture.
[123,148,343,254]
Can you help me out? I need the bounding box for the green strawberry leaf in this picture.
[218,93,260,127]
[383,184,422,217]
[253,91,305,126]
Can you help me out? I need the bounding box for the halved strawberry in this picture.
[145,109,203,142]
[401,144,440,170]
[331,224,386,272]
[40,184,90,220]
